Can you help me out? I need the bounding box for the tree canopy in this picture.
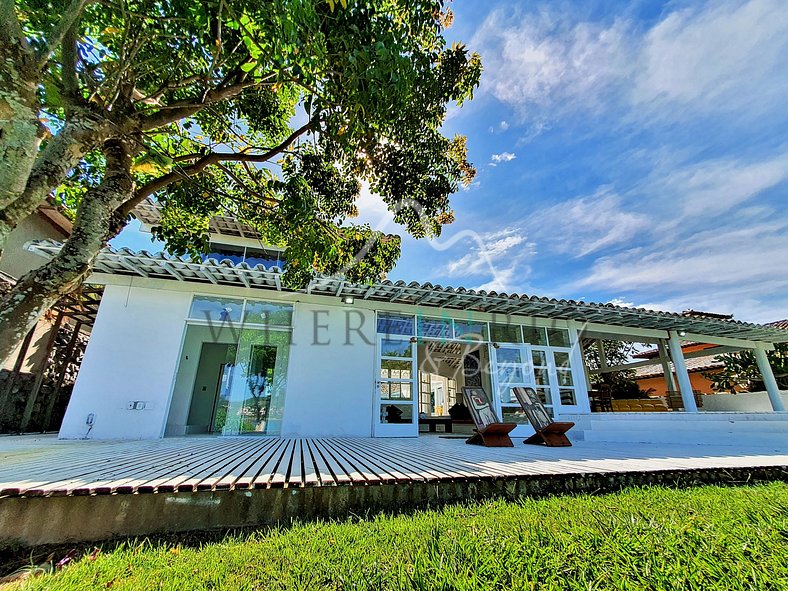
[0,0,481,363]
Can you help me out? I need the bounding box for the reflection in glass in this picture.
[243,301,293,326]
[380,338,412,358]
[501,407,530,424]
[222,329,290,435]
[497,365,525,384]
[560,388,576,405]
[534,368,550,385]
[417,317,452,339]
[377,313,415,336]
[557,370,574,386]
[380,359,412,379]
[496,347,522,364]
[490,323,522,343]
[380,403,413,424]
[554,351,571,368]
[189,296,244,323]
[548,328,571,348]
[522,326,548,345]
[532,350,547,367]
[453,320,488,340]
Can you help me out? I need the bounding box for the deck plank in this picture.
[1,435,786,499]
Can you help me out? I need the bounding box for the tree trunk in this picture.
[0,22,46,243]
[0,139,134,366]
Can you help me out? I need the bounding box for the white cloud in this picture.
[442,227,535,293]
[632,0,788,117]
[578,222,788,290]
[472,8,632,118]
[648,154,788,219]
[472,0,788,124]
[528,191,649,257]
[499,120,510,131]
[491,151,516,164]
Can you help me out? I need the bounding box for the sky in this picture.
[115,0,788,324]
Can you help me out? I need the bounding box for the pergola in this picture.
[26,240,788,413]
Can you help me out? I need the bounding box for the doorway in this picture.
[168,323,291,436]
[416,339,492,433]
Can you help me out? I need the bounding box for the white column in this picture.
[657,340,678,397]
[753,346,785,412]
[667,331,698,413]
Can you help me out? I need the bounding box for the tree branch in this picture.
[138,81,255,131]
[35,0,93,71]
[117,119,315,218]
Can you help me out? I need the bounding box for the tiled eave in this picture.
[26,240,788,344]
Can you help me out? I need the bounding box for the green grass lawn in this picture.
[11,483,788,591]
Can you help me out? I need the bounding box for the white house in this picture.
[26,205,788,444]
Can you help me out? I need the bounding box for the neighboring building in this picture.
[0,205,97,434]
[633,341,724,397]
[26,205,788,443]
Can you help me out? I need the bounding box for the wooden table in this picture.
[418,416,453,433]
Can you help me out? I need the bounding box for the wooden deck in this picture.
[1,434,786,498]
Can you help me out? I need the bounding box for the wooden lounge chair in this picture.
[511,387,574,447]
[462,386,515,447]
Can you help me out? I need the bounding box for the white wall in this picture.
[281,302,376,437]
[701,391,788,412]
[59,284,191,439]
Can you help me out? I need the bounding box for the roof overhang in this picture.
[25,240,788,345]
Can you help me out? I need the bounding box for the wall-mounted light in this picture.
[677,330,687,337]
[341,295,355,305]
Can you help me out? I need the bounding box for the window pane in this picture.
[535,387,552,405]
[559,388,576,405]
[417,317,452,339]
[490,323,522,343]
[557,370,574,386]
[380,403,413,424]
[497,365,525,384]
[381,382,412,400]
[534,368,550,385]
[548,328,571,348]
[377,313,414,335]
[380,339,412,358]
[189,295,244,323]
[381,359,412,379]
[454,320,488,341]
[243,301,293,326]
[554,351,571,368]
[532,350,547,367]
[498,386,517,405]
[501,406,530,424]
[522,326,548,345]
[496,347,522,364]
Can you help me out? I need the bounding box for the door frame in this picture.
[373,333,418,437]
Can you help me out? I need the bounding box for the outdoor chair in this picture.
[462,387,515,447]
[511,387,574,447]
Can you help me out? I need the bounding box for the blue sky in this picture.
[116,0,788,323]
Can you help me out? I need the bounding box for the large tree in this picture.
[0,0,481,364]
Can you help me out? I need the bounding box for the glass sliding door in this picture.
[221,328,291,435]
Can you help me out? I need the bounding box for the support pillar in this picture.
[753,346,785,412]
[667,331,698,413]
[657,340,678,397]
